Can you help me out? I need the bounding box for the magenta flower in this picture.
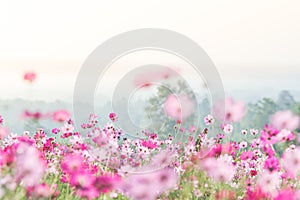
[274,189,296,200]
[23,71,36,83]
[51,128,60,134]
[109,112,117,122]
[264,156,280,172]
[270,110,299,131]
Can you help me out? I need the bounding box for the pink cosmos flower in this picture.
[264,156,280,172]
[239,141,247,149]
[240,151,255,161]
[250,129,259,136]
[0,115,3,125]
[26,183,58,199]
[53,110,70,122]
[246,186,268,200]
[0,127,8,139]
[120,168,178,200]
[199,156,235,182]
[61,123,74,134]
[51,128,60,134]
[15,143,45,187]
[109,112,117,122]
[256,170,280,194]
[223,124,233,134]
[213,97,246,122]
[270,110,299,131]
[240,129,247,135]
[274,189,296,200]
[23,71,36,83]
[282,147,300,176]
[61,154,86,174]
[189,126,197,133]
[204,115,215,125]
[276,129,295,142]
[164,93,195,120]
[150,150,175,169]
[23,110,44,120]
[94,174,121,194]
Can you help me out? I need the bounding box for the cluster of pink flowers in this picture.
[1,100,300,199]
[23,109,70,122]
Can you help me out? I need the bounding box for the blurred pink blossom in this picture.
[134,69,178,88]
[120,168,178,200]
[23,110,44,120]
[26,183,59,199]
[213,97,246,122]
[223,124,233,134]
[282,147,300,176]
[164,93,195,120]
[270,110,299,131]
[15,143,45,187]
[53,110,70,122]
[23,71,36,83]
[199,155,235,182]
[0,127,8,139]
[256,170,280,194]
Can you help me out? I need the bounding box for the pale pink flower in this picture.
[239,141,247,149]
[241,129,247,135]
[26,183,58,199]
[282,147,300,176]
[189,126,197,133]
[164,93,195,120]
[15,143,45,187]
[250,129,259,136]
[223,124,233,134]
[150,150,175,169]
[53,110,70,122]
[213,97,246,122]
[199,156,235,182]
[23,71,36,83]
[204,115,215,125]
[276,129,294,142]
[0,127,8,139]
[120,168,178,200]
[270,110,299,131]
[61,123,74,133]
[256,170,280,194]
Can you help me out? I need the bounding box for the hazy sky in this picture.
[0,0,299,101]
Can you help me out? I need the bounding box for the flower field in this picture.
[0,100,300,200]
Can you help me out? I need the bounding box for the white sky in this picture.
[0,0,300,101]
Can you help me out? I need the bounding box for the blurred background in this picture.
[0,0,299,133]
